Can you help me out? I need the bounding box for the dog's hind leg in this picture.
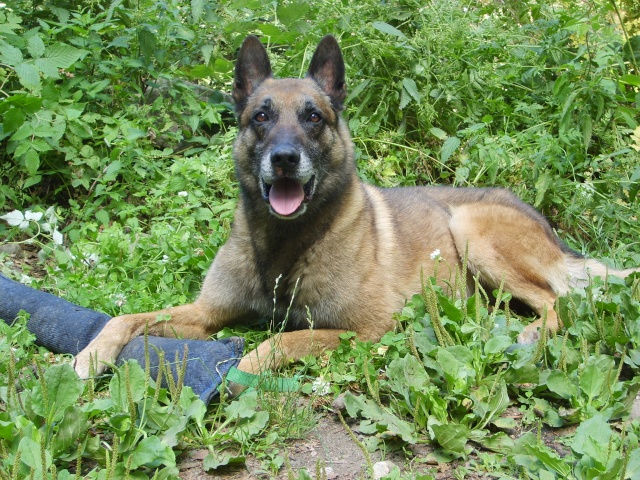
[448,203,576,344]
[449,202,640,344]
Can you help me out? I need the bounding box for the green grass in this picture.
[1,0,640,478]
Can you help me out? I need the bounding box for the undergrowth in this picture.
[1,0,640,478]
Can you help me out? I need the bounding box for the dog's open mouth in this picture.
[263,176,316,217]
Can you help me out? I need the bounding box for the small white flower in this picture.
[161,254,170,263]
[311,377,330,396]
[82,252,99,266]
[430,249,441,260]
[20,274,32,285]
[178,191,188,197]
[577,182,595,199]
[113,293,127,307]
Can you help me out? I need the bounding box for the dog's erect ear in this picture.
[233,35,272,113]
[307,35,346,110]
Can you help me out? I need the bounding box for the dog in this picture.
[74,34,639,386]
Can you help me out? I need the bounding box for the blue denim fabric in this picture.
[0,273,243,404]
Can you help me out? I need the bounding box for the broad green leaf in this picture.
[191,0,205,23]
[438,348,472,393]
[103,160,122,182]
[128,436,176,469]
[34,57,61,78]
[23,148,40,176]
[3,107,25,133]
[0,43,23,65]
[619,74,640,87]
[386,354,429,396]
[380,411,417,443]
[138,28,157,64]
[579,364,606,402]
[15,62,40,89]
[203,452,246,471]
[109,360,147,410]
[343,392,416,442]
[0,417,12,439]
[27,35,45,58]
[441,136,461,163]
[571,414,612,467]
[31,364,83,422]
[625,447,640,479]
[516,432,572,476]
[484,335,512,355]
[42,44,84,68]
[431,423,469,454]
[402,78,421,102]
[231,411,269,442]
[372,21,407,39]
[400,86,411,110]
[95,209,110,226]
[446,345,474,364]
[19,436,49,472]
[430,127,448,140]
[4,94,43,113]
[545,370,577,400]
[52,406,89,455]
[478,431,514,454]
[277,1,309,27]
[225,389,259,419]
[534,172,551,207]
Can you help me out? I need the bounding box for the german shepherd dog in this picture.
[74,35,639,385]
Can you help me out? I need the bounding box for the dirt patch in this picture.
[178,410,439,479]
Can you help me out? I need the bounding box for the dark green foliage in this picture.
[1,0,640,478]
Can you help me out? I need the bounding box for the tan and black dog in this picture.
[74,35,639,382]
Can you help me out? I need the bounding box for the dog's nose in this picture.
[270,144,300,168]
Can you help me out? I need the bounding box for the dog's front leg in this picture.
[226,329,349,396]
[73,302,215,378]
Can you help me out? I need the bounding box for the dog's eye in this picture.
[309,112,322,123]
[254,112,269,123]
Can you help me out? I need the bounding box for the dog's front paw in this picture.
[517,327,540,345]
[73,349,99,379]
[73,343,114,379]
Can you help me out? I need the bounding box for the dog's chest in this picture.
[260,240,351,327]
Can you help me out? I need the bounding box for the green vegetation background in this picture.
[1,0,640,478]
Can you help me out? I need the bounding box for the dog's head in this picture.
[232,35,353,220]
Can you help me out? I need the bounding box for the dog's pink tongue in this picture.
[269,179,304,216]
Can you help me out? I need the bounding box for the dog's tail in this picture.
[564,255,639,293]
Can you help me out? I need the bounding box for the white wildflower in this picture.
[82,252,99,266]
[577,182,595,200]
[113,293,127,307]
[430,249,441,260]
[311,377,331,396]
[178,191,188,197]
